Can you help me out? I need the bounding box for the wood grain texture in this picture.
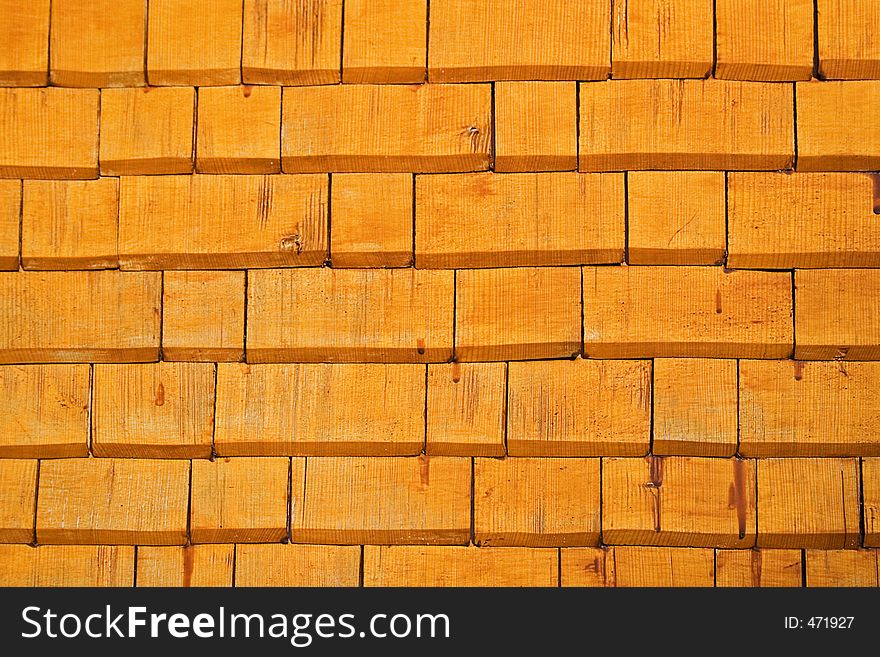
[21,179,118,270]
[494,82,577,171]
[50,0,145,86]
[602,456,757,548]
[740,360,880,456]
[579,80,794,171]
[562,546,715,586]
[342,0,426,83]
[715,549,803,587]
[0,88,98,179]
[215,363,425,456]
[330,173,413,268]
[474,457,601,547]
[507,359,651,457]
[0,180,20,270]
[147,0,242,86]
[294,456,471,544]
[196,86,281,174]
[715,0,813,80]
[805,550,879,586]
[0,365,90,458]
[653,359,737,457]
[455,267,581,361]
[364,546,557,587]
[37,458,190,545]
[428,0,609,81]
[0,459,37,542]
[191,457,290,543]
[0,271,161,363]
[627,171,726,265]
[426,362,506,457]
[416,173,624,268]
[242,0,342,85]
[136,545,234,587]
[92,362,214,458]
[864,459,880,547]
[162,271,245,362]
[757,458,861,549]
[119,175,327,269]
[0,545,134,586]
[728,172,880,268]
[247,268,453,362]
[0,0,49,86]
[583,266,793,358]
[235,544,361,586]
[796,81,880,171]
[818,0,880,79]
[611,0,714,78]
[99,87,195,176]
[281,84,492,173]
[795,269,880,360]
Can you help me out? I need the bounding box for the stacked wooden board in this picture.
[1,0,879,587]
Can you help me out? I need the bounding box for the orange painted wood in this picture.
[235,544,361,586]
[715,549,804,587]
[136,545,233,587]
[342,0,426,83]
[0,0,49,86]
[0,546,134,586]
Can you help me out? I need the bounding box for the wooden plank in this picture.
[562,546,715,586]
[757,458,860,549]
[235,544,361,586]
[416,173,624,268]
[863,458,880,548]
[715,549,803,587]
[583,266,793,358]
[455,267,581,361]
[242,0,342,85]
[196,86,281,174]
[136,545,234,587]
[0,365,89,458]
[579,80,794,171]
[0,0,49,86]
[50,0,145,87]
[507,359,651,457]
[795,269,880,360]
[653,359,737,457]
[611,0,714,78]
[805,550,879,586]
[162,271,245,362]
[21,179,118,270]
[0,546,134,586]
[0,180,20,270]
[426,362,506,457]
[603,456,756,548]
[37,458,190,545]
[715,0,813,81]
[494,82,577,172]
[294,456,471,544]
[627,171,726,265]
[191,457,290,543]
[0,88,98,179]
[215,363,425,456]
[428,0,609,82]
[147,0,242,86]
[247,269,453,363]
[364,546,557,586]
[100,87,194,176]
[330,173,413,268]
[0,271,161,363]
[817,0,880,79]
[342,0,426,83]
[92,363,215,459]
[119,175,327,269]
[740,360,880,457]
[0,460,36,543]
[281,84,492,173]
[474,457,600,547]
[728,172,880,268]
[796,81,880,171]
